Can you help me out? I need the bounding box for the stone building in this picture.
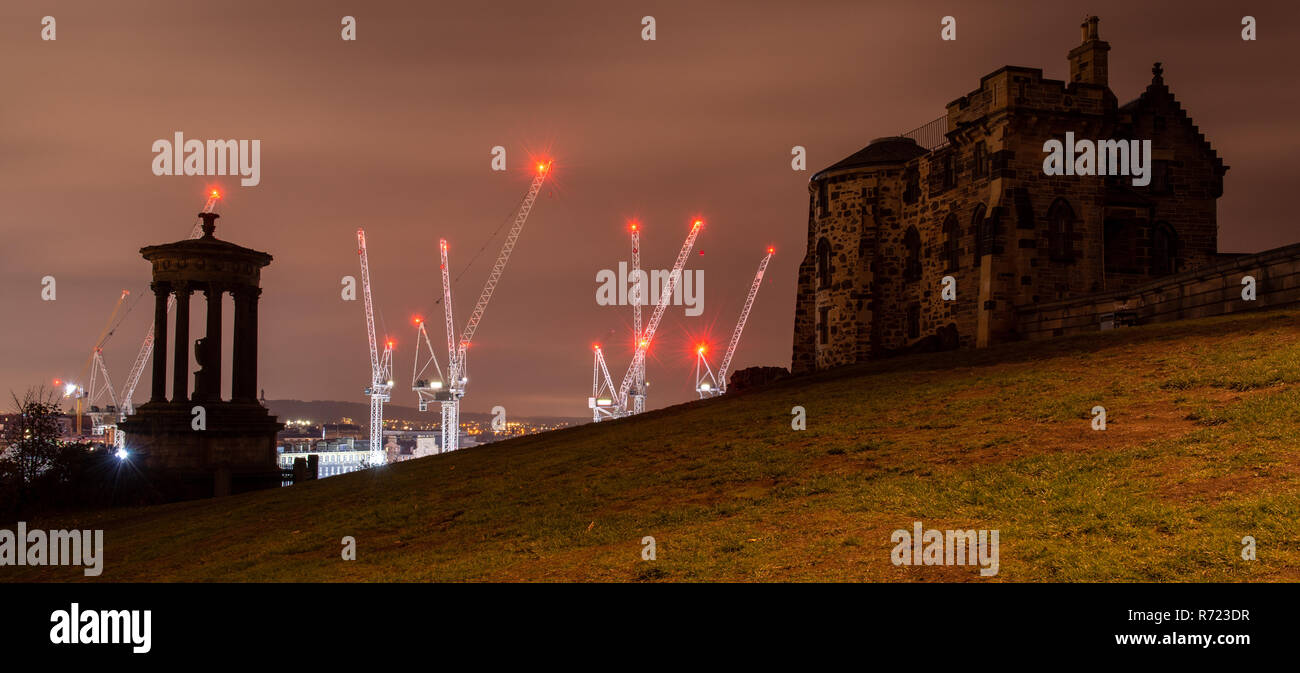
[792,17,1232,373]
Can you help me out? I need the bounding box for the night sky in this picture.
[2,1,1296,417]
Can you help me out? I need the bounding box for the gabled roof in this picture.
[1120,65,1228,175]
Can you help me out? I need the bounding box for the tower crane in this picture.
[627,221,647,415]
[420,160,551,453]
[697,247,774,398]
[67,289,131,437]
[118,189,223,418]
[410,238,460,454]
[614,218,703,413]
[357,228,394,466]
[592,218,704,421]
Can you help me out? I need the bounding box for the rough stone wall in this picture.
[1016,243,1300,339]
[1108,76,1226,287]
[792,197,817,374]
[810,172,873,371]
[792,39,1227,373]
[888,147,984,352]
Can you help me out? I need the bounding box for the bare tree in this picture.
[1,386,65,488]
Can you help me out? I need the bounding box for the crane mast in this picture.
[357,228,393,466]
[715,248,774,394]
[119,191,222,417]
[628,222,646,415]
[437,238,461,454]
[440,239,458,386]
[427,161,551,453]
[616,218,703,408]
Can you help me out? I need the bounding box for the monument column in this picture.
[172,282,191,402]
[203,283,224,401]
[231,286,260,402]
[150,281,171,402]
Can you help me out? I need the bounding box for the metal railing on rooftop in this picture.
[901,115,950,151]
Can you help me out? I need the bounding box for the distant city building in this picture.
[277,438,368,478]
[272,416,568,479]
[413,435,439,458]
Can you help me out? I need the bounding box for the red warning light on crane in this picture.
[767,246,775,255]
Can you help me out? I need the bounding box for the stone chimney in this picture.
[1068,16,1109,87]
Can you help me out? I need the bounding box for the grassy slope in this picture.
[9,310,1300,582]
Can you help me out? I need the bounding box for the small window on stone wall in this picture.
[941,153,956,191]
[817,237,832,289]
[972,142,987,178]
[942,214,959,272]
[903,226,922,282]
[1047,198,1075,263]
[818,306,830,345]
[903,168,920,204]
[817,180,828,216]
[1150,161,1170,193]
[1151,222,1178,277]
[907,304,921,340]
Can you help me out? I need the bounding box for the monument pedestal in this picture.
[119,401,283,498]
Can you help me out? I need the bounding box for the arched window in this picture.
[903,226,922,283]
[1151,222,1178,276]
[817,237,832,289]
[1047,198,1075,262]
[942,214,960,272]
[971,203,988,267]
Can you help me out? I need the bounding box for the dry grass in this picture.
[7,310,1300,582]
